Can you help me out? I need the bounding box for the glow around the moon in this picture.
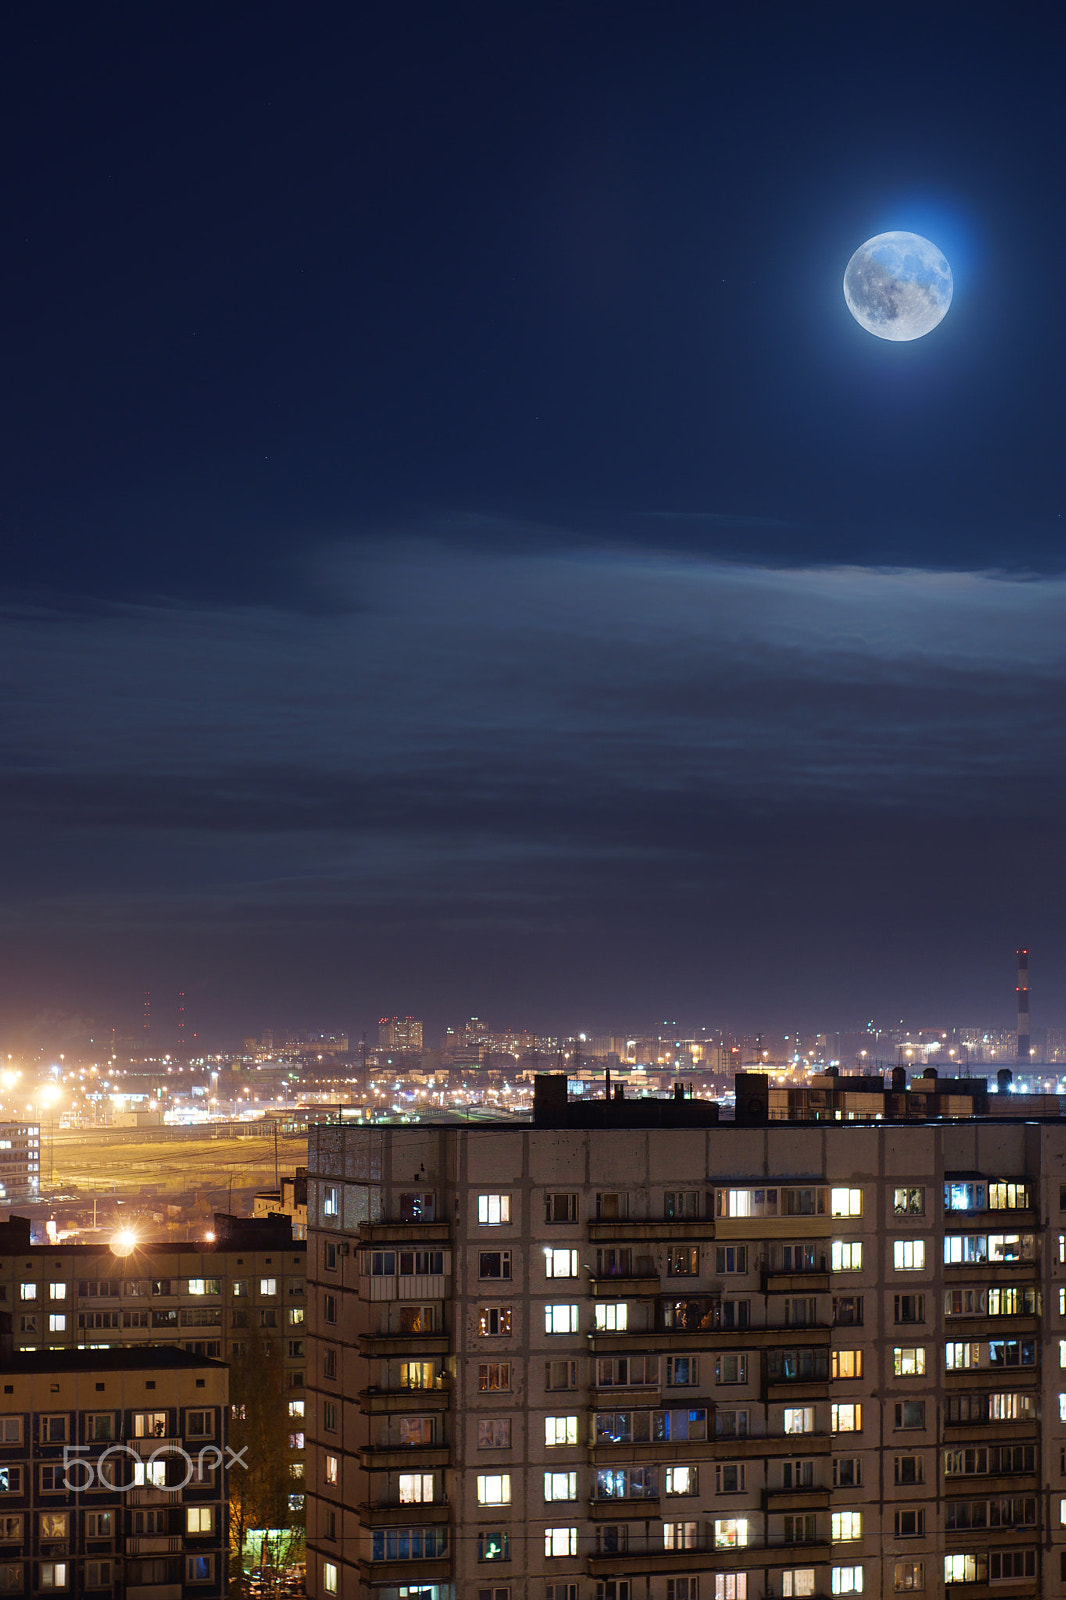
[843,231,952,341]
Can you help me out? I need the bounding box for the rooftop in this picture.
[0,1345,226,1374]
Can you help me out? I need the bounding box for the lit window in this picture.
[544,1471,577,1502]
[545,1248,579,1278]
[717,1576,748,1600]
[260,1278,277,1296]
[186,1507,213,1534]
[594,1302,627,1332]
[545,1416,578,1446]
[831,1350,862,1378]
[832,1511,862,1541]
[831,1188,862,1217]
[784,1408,814,1434]
[782,1572,816,1598]
[18,1284,35,1302]
[477,1474,511,1505]
[48,1283,65,1301]
[478,1194,511,1225]
[831,1403,861,1433]
[324,1453,338,1486]
[544,1527,577,1557]
[893,1561,924,1592]
[48,1314,65,1333]
[893,1187,924,1215]
[477,1531,509,1562]
[893,1347,926,1377]
[478,1306,512,1337]
[545,1304,579,1335]
[667,1465,698,1495]
[323,1185,338,1217]
[714,1519,749,1549]
[894,1240,925,1271]
[831,1241,862,1272]
[38,1566,67,1591]
[832,1567,863,1594]
[322,1562,338,1595]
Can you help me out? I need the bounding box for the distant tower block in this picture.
[1017,949,1030,1062]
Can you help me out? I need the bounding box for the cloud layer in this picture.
[3,541,1065,1032]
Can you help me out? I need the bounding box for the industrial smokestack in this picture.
[1016,948,1030,1063]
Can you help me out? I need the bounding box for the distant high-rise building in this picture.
[0,1123,39,1201]
[378,1015,423,1052]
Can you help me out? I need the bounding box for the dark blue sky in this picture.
[2,4,1064,1046]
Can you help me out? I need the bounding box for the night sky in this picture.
[3,4,1065,1045]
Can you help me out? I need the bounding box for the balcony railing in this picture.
[358,1332,450,1357]
[358,1444,450,1470]
[358,1222,451,1243]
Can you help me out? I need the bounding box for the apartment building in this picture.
[0,1345,228,1598]
[0,1128,40,1205]
[0,1215,307,1498]
[304,1077,1066,1600]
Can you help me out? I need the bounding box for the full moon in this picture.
[843,231,952,341]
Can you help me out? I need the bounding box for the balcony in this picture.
[711,1432,832,1459]
[943,1416,1038,1439]
[764,1379,831,1403]
[586,1539,833,1575]
[359,1445,450,1470]
[128,1485,183,1504]
[358,1382,451,1415]
[589,1275,661,1297]
[358,1222,451,1244]
[125,1535,184,1555]
[944,1366,1039,1388]
[361,1273,449,1303]
[588,1384,663,1409]
[358,1333,450,1357]
[762,1270,830,1294]
[588,1495,661,1520]
[358,1558,452,1585]
[589,1438,722,1466]
[944,1315,1040,1338]
[127,1436,183,1454]
[357,1501,449,1527]
[764,1488,831,1512]
[588,1219,718,1242]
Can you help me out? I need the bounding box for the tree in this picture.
[228,1325,305,1596]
